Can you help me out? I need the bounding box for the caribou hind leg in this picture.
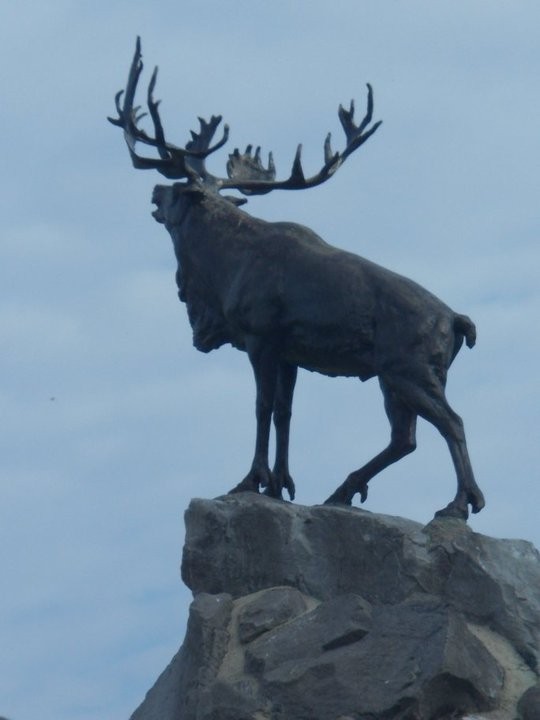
[380,371,485,519]
[325,383,417,506]
[420,395,485,519]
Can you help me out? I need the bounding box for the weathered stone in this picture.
[131,495,540,720]
[237,586,309,644]
[424,517,540,672]
[517,682,540,719]
[253,596,503,720]
[130,592,233,720]
[181,494,427,604]
[182,494,540,671]
[196,678,265,720]
[245,593,372,675]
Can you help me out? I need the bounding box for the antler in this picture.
[109,38,381,194]
[223,86,382,195]
[108,37,229,180]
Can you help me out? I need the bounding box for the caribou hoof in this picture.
[228,477,260,495]
[324,491,352,506]
[469,488,486,514]
[324,484,354,506]
[230,466,280,497]
[324,474,368,506]
[435,486,486,520]
[434,501,469,521]
[263,478,284,500]
[263,486,282,500]
[269,471,296,501]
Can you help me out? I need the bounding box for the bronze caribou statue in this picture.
[109,38,485,519]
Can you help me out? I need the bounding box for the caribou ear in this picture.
[223,195,248,207]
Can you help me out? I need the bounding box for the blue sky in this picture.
[1,2,539,718]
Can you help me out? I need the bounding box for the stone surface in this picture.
[245,593,372,676]
[130,593,233,720]
[246,593,503,719]
[131,494,540,720]
[237,586,309,644]
[517,682,540,719]
[182,494,540,671]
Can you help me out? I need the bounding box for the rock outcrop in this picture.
[130,494,540,720]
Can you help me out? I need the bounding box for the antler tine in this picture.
[146,66,168,160]
[324,133,337,166]
[338,84,383,162]
[187,116,227,153]
[225,144,277,195]
[183,115,230,180]
[220,85,380,195]
[108,37,190,177]
[108,36,143,132]
[109,37,231,180]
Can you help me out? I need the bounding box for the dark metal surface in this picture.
[110,38,485,519]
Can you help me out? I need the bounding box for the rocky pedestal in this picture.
[130,494,540,720]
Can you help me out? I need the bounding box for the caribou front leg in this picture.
[229,338,280,496]
[271,361,298,500]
